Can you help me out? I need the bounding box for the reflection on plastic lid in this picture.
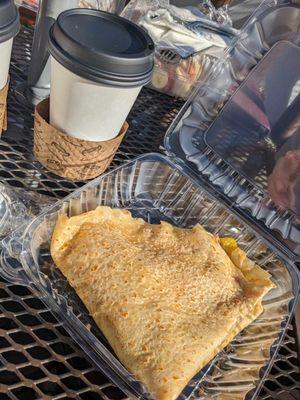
[205,41,300,216]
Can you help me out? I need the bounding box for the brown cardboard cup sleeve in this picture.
[0,77,9,134]
[34,98,128,180]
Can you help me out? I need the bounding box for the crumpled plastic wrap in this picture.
[0,183,55,238]
[196,0,233,24]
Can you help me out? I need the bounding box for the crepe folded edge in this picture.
[51,207,138,263]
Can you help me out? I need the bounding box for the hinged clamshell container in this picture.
[1,1,300,400]
[1,153,300,400]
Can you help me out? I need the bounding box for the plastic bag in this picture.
[0,183,55,238]
[122,0,234,31]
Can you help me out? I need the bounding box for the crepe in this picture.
[51,206,275,400]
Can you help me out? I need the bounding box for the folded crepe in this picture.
[51,206,275,400]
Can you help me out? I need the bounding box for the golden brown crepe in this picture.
[51,206,275,400]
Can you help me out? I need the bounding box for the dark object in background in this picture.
[171,0,232,8]
[211,0,232,6]
[26,0,80,104]
[18,6,36,25]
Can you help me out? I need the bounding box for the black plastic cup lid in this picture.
[0,0,20,43]
[49,9,155,88]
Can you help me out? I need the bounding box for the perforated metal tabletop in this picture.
[0,17,299,400]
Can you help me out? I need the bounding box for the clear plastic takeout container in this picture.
[1,154,300,400]
[149,52,217,100]
[165,0,300,260]
[1,1,300,399]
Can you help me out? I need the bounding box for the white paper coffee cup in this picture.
[50,57,141,141]
[48,9,154,142]
[0,0,20,89]
[0,38,13,90]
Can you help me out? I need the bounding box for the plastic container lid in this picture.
[0,0,20,43]
[164,0,300,259]
[49,9,155,87]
